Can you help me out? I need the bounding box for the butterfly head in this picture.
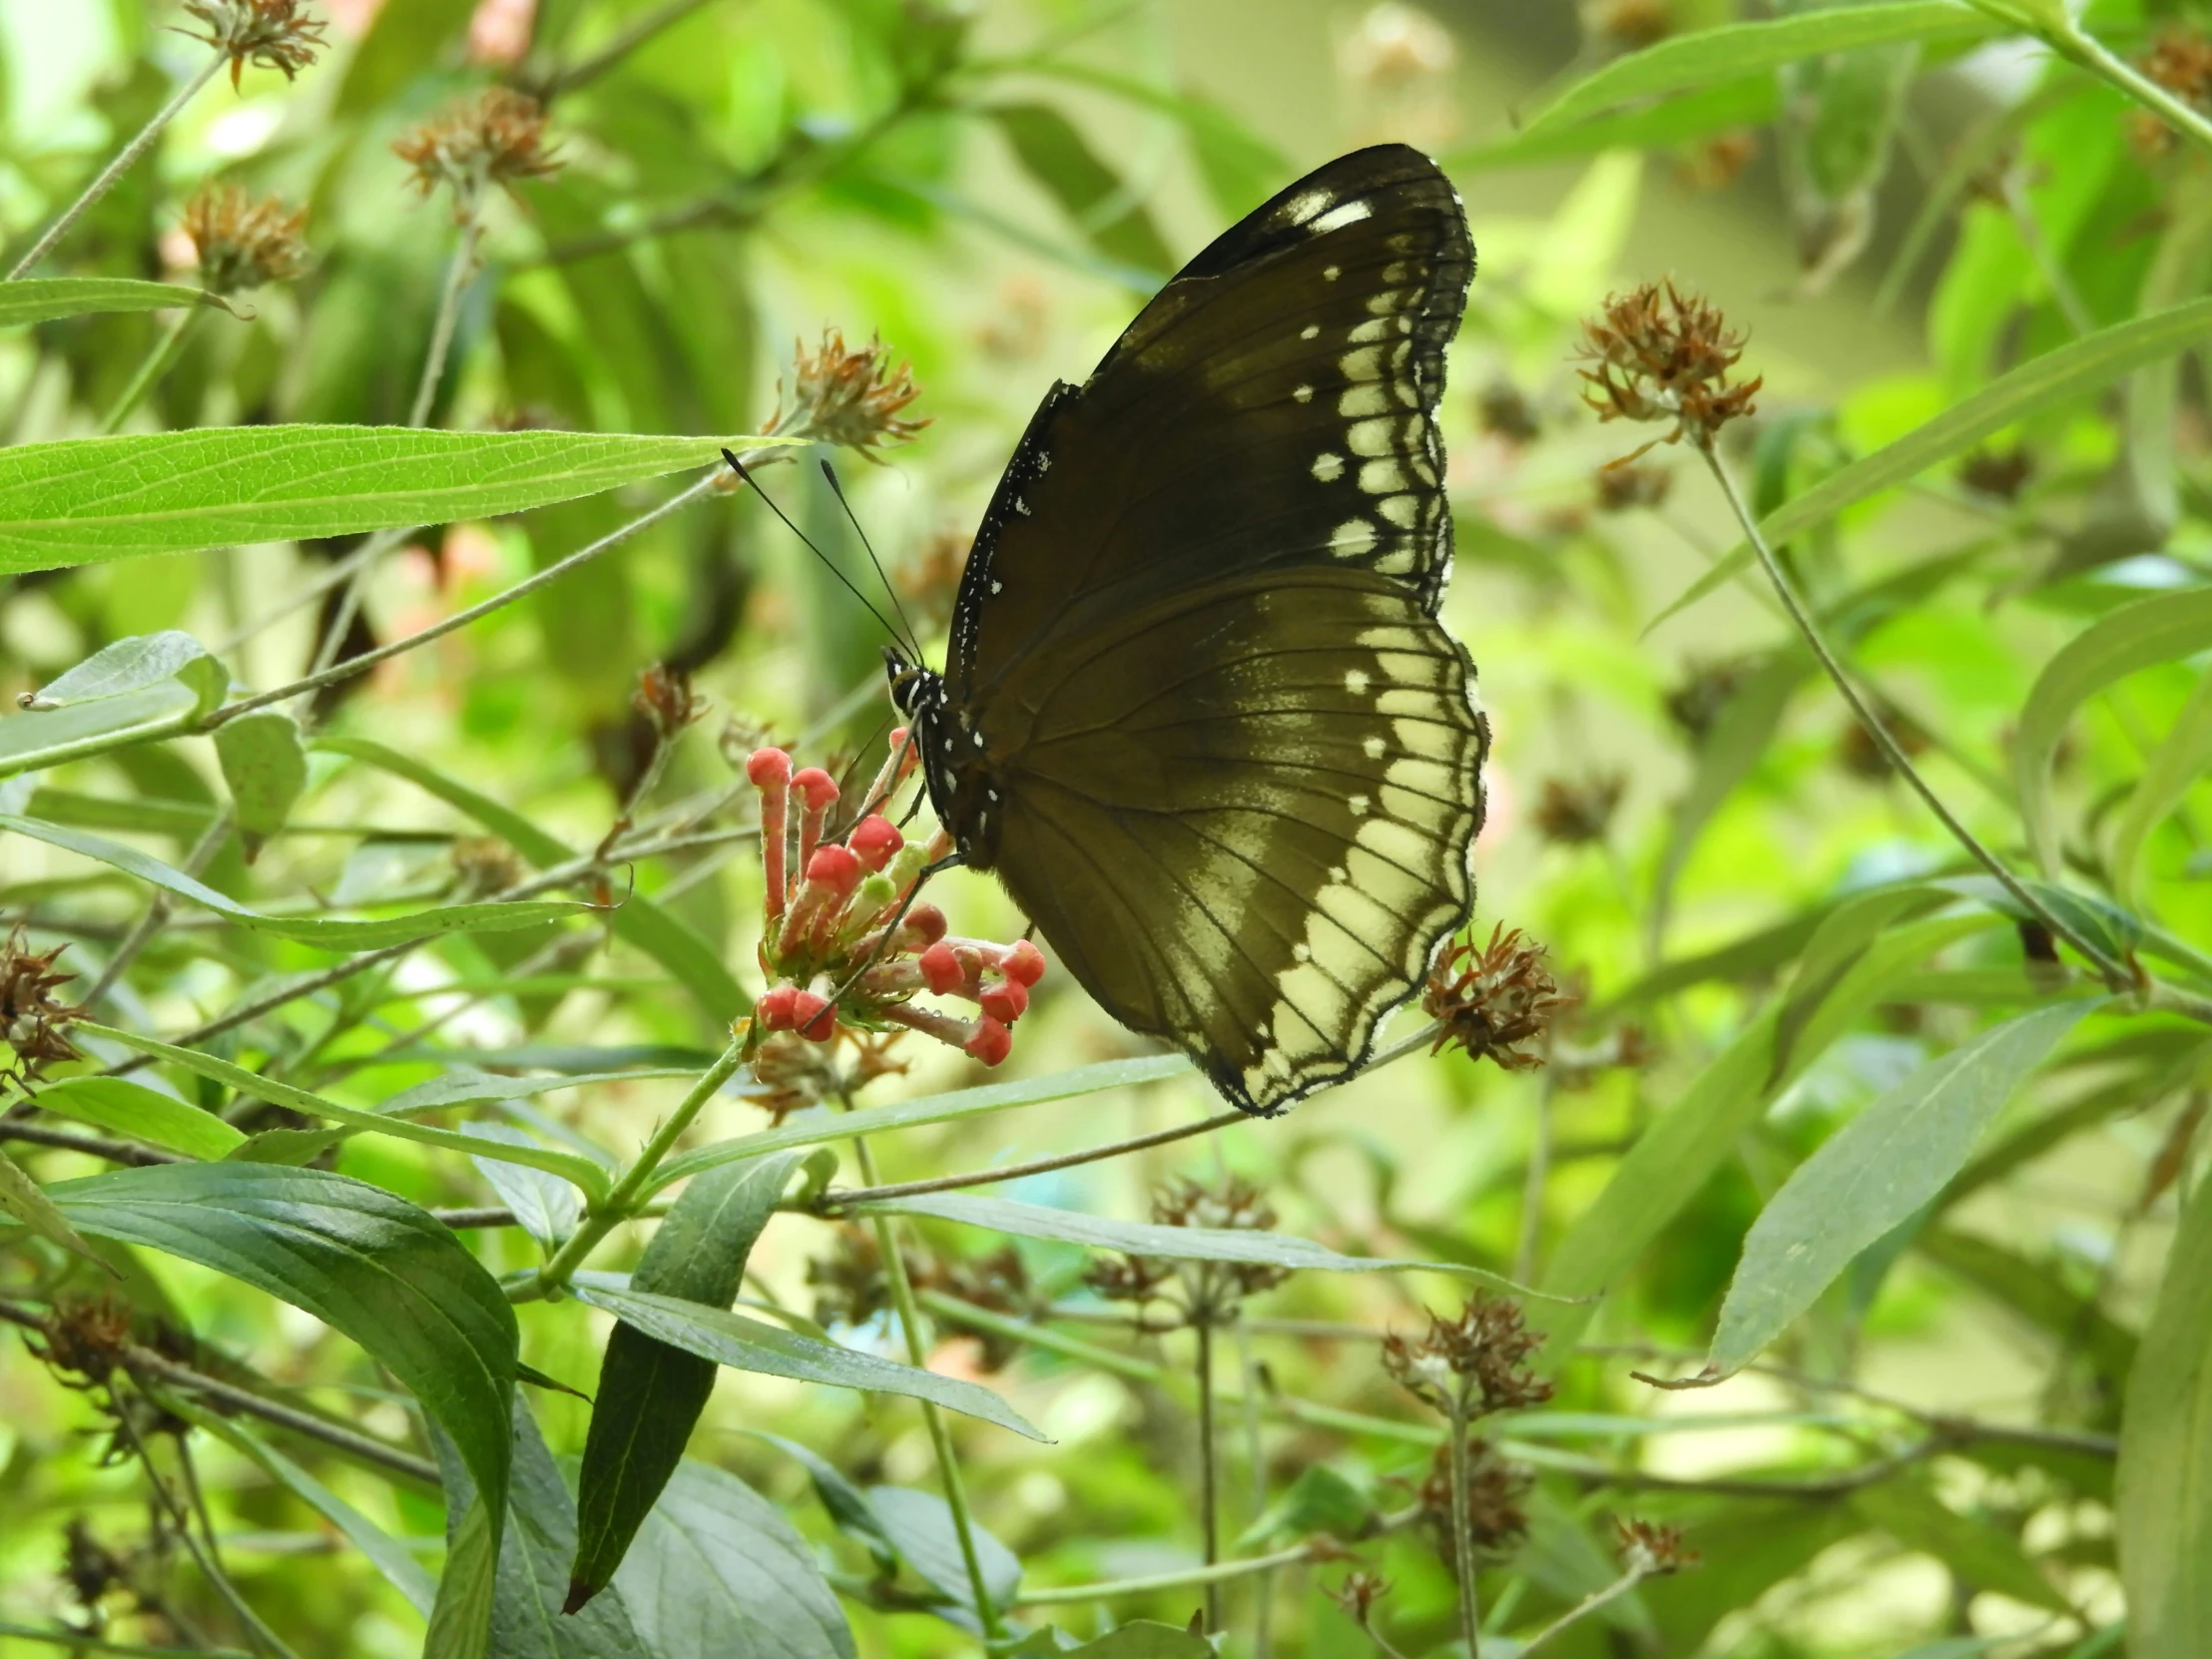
[882,643,936,723]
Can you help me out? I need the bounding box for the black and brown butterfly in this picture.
[886,144,1488,1117]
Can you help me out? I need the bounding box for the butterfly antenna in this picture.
[818,458,922,659]
[721,450,911,652]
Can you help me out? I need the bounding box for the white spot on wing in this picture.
[1301,323,1321,341]
[1345,669,1372,696]
[1294,384,1314,403]
[1311,200,1373,233]
[1312,452,1346,482]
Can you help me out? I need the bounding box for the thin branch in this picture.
[1697,438,2130,985]
[207,466,735,728]
[537,0,718,99]
[1513,1566,1651,1656]
[821,1110,1243,1209]
[8,54,227,279]
[1013,1508,1419,1605]
[84,810,234,1006]
[0,1120,185,1166]
[100,307,205,433]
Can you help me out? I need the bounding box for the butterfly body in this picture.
[889,145,1486,1116]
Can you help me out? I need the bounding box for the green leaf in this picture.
[611,1458,854,1659]
[1933,875,2146,969]
[651,1055,1194,1189]
[1655,651,1808,918]
[32,1076,246,1160]
[3,816,583,947]
[1449,75,1780,172]
[2112,662,2212,907]
[860,1192,1553,1295]
[990,104,1176,276]
[426,1497,501,1659]
[1234,1464,1373,1550]
[1535,914,1999,1353]
[213,710,308,848]
[0,682,204,780]
[0,276,242,327]
[0,1143,105,1265]
[570,1151,808,1606]
[570,1280,1047,1439]
[1521,3,1994,136]
[21,631,220,710]
[2015,587,2212,875]
[0,426,790,573]
[1647,299,2212,634]
[49,1162,517,1563]
[316,736,745,1029]
[1710,998,2096,1378]
[175,1401,437,1615]
[2118,1162,2212,1656]
[466,1124,584,1253]
[79,1022,612,1194]
[1853,1475,2071,1612]
[865,1483,1023,1629]
[429,1399,644,1659]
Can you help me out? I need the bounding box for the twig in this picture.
[8,54,227,279]
[1513,1565,1650,1656]
[820,1109,1243,1209]
[207,465,738,728]
[99,307,205,433]
[1697,437,2130,985]
[1013,1507,1418,1605]
[84,810,234,1006]
[1197,1305,1221,1632]
[0,1120,185,1166]
[537,0,718,99]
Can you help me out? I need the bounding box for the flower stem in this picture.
[207,465,737,729]
[2048,13,2212,162]
[1513,1566,1648,1656]
[851,1135,1004,1639]
[1446,1399,1482,1659]
[1197,1305,1222,1633]
[407,188,487,428]
[7,53,226,280]
[1695,437,2129,986]
[99,306,204,433]
[525,1033,747,1300]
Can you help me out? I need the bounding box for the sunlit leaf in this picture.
[0,277,242,327]
[32,1076,246,1161]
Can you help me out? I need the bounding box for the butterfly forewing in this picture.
[914,144,1486,1115]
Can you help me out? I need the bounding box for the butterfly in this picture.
[887,144,1487,1117]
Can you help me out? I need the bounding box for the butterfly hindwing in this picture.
[903,145,1485,1115]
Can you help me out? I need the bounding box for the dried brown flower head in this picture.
[1423,924,1569,1071]
[1663,654,1755,744]
[897,523,971,629]
[807,1226,892,1330]
[28,1297,135,1387]
[1084,1250,1176,1306]
[393,87,562,214]
[61,1518,129,1614]
[1837,703,1929,781]
[1587,0,1671,50]
[1957,445,2034,501]
[925,1245,1035,1371]
[1327,1569,1393,1626]
[1579,280,1761,456]
[2,928,87,1090]
[180,0,326,89]
[633,663,706,741]
[1552,1020,1658,1091]
[1615,1515,1698,1575]
[2133,29,2212,158]
[1474,378,1540,444]
[1154,1175,1292,1299]
[181,186,308,293]
[1531,774,1624,846]
[766,330,929,457]
[1677,130,1757,192]
[1592,459,1672,513]
[1383,1294,1554,1418]
[449,835,524,898]
[1413,1437,1532,1558]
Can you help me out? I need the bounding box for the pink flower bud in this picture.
[1004,939,1046,986]
[757,984,799,1029]
[979,978,1027,1024]
[889,726,908,749]
[792,768,839,811]
[806,843,861,896]
[849,815,903,871]
[919,940,963,995]
[904,903,948,946]
[747,748,792,788]
[789,990,833,1042]
[965,1016,1013,1067]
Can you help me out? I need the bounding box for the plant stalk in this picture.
[851,1135,1005,1639]
[1696,437,2129,986]
[1197,1305,1222,1633]
[100,306,204,433]
[7,53,226,279]
[1446,1398,1482,1659]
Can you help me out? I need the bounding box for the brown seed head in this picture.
[1615,1515,1698,1575]
[180,0,326,89]
[449,835,524,898]
[633,663,706,741]
[807,1225,893,1330]
[2134,28,2212,157]
[922,1245,1035,1371]
[1531,774,1624,846]
[61,1518,129,1613]
[1474,378,1540,444]
[1957,445,2034,501]
[2,927,87,1090]
[1837,703,1929,781]
[1327,1569,1393,1626]
[1413,1437,1532,1558]
[1382,1294,1554,1417]
[180,185,308,293]
[1152,1175,1292,1298]
[1422,924,1569,1071]
[1663,654,1756,744]
[1578,280,1761,455]
[767,330,930,457]
[897,523,971,629]
[34,1297,135,1386]
[1593,459,1672,513]
[1590,0,1671,50]
[1677,129,1757,192]
[393,87,562,214]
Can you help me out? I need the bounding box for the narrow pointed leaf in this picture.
[2113,662,2212,906]
[0,1144,104,1265]
[0,276,242,327]
[33,1076,246,1160]
[22,631,216,709]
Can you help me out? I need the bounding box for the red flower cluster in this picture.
[744,737,1044,1068]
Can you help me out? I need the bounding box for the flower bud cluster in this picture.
[744,737,1044,1069]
